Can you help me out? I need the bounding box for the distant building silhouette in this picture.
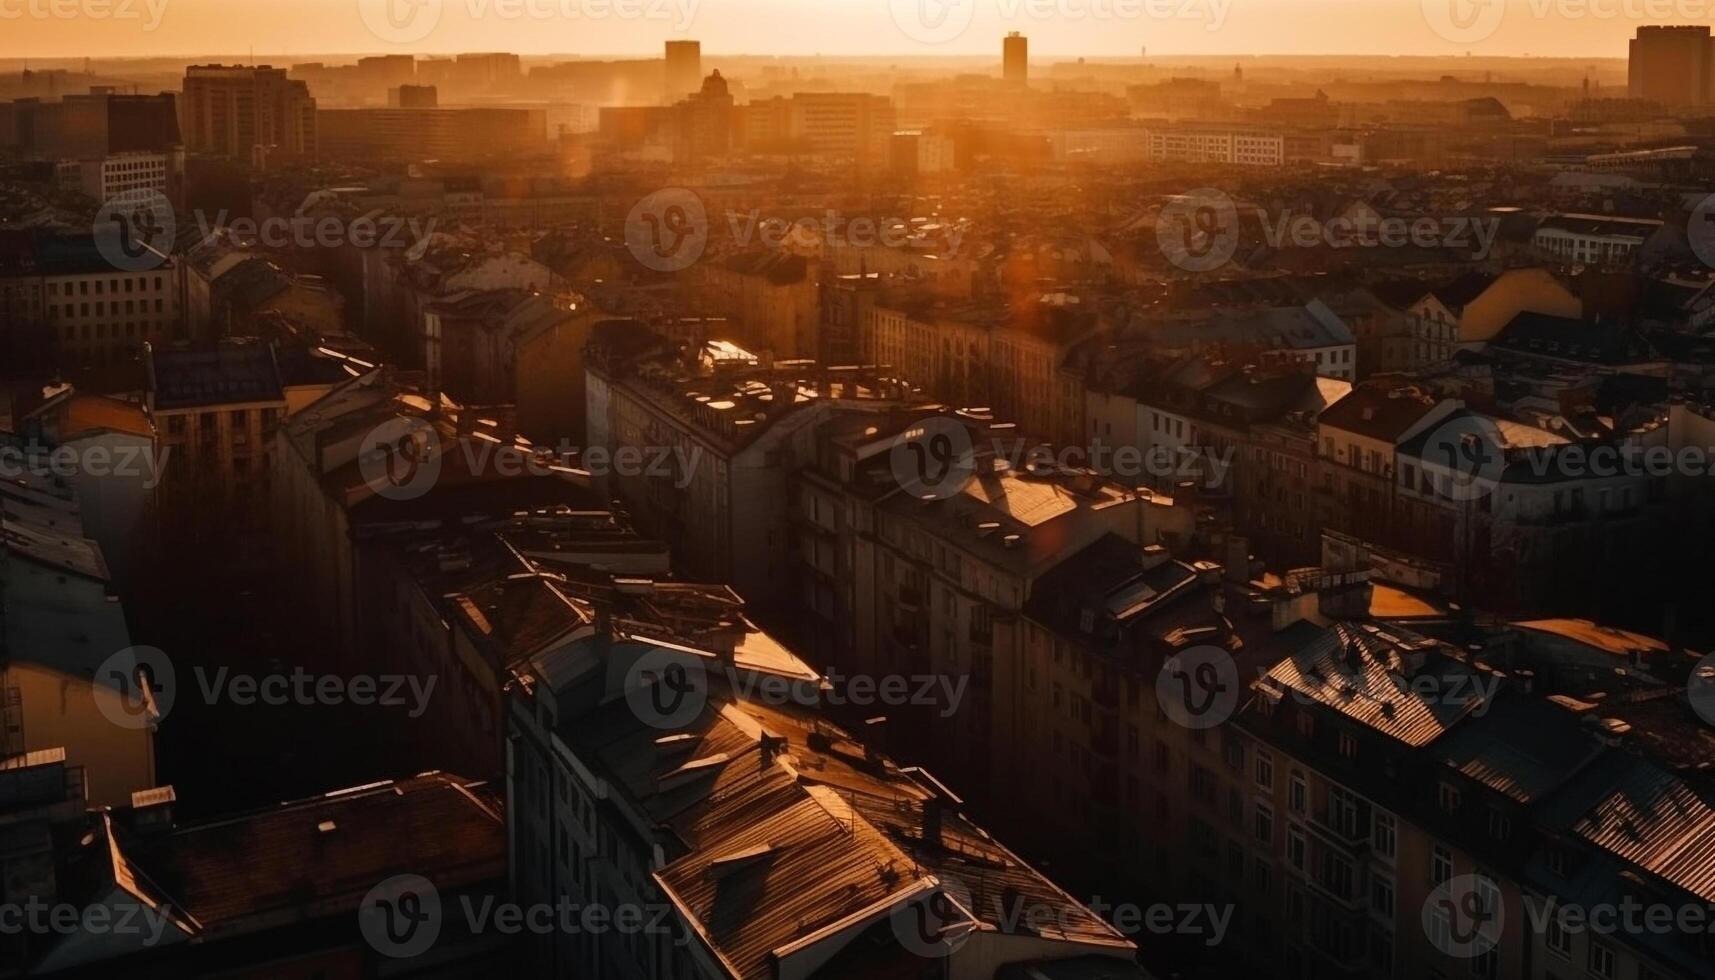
[1004,31,1028,86]
[1628,25,1713,106]
[665,39,702,104]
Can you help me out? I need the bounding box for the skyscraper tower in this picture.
[1004,32,1028,86]
[665,40,703,104]
[1628,26,1713,107]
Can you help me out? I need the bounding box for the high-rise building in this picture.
[738,91,897,168]
[1004,31,1029,86]
[1628,25,1713,106]
[664,39,702,103]
[180,65,317,163]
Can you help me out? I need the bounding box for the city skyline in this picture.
[2,0,1710,59]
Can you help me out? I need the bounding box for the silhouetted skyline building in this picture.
[1004,31,1028,86]
[1629,25,1713,106]
[181,64,316,164]
[665,39,702,104]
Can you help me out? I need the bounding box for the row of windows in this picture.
[48,276,167,296]
[53,299,169,319]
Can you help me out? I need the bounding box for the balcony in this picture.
[1309,800,1370,856]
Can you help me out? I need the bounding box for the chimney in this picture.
[862,716,887,763]
[1139,543,1170,570]
[923,796,945,850]
[902,767,963,850]
[759,730,786,769]
[129,786,175,835]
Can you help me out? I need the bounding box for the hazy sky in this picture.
[0,0,1679,59]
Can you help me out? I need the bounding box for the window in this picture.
[1254,802,1274,844]
[1287,826,1306,870]
[1438,782,1461,813]
[1338,733,1357,759]
[1329,786,1363,838]
[1372,812,1396,860]
[1545,915,1573,958]
[1430,845,1452,886]
[1588,940,1615,979]
[1255,750,1274,790]
[1289,771,1307,814]
[1370,873,1394,917]
[1487,808,1510,840]
[1546,848,1566,877]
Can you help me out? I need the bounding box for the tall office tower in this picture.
[1004,31,1029,86]
[181,65,317,163]
[665,40,703,103]
[1629,26,1713,106]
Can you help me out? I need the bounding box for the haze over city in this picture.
[2,0,1710,58]
[6,4,1715,980]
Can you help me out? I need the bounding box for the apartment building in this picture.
[1375,268,1582,372]
[1148,124,1286,167]
[271,366,592,656]
[317,106,546,162]
[1142,301,1358,382]
[1534,214,1663,270]
[690,249,817,359]
[585,330,915,606]
[1111,357,1350,561]
[1394,407,1667,609]
[1315,382,1461,555]
[60,149,181,202]
[1215,618,1715,980]
[10,772,507,975]
[505,628,1144,978]
[6,384,155,585]
[790,409,1196,802]
[738,92,897,167]
[0,461,154,808]
[145,341,287,519]
[0,230,184,369]
[864,293,1095,444]
[180,65,317,162]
